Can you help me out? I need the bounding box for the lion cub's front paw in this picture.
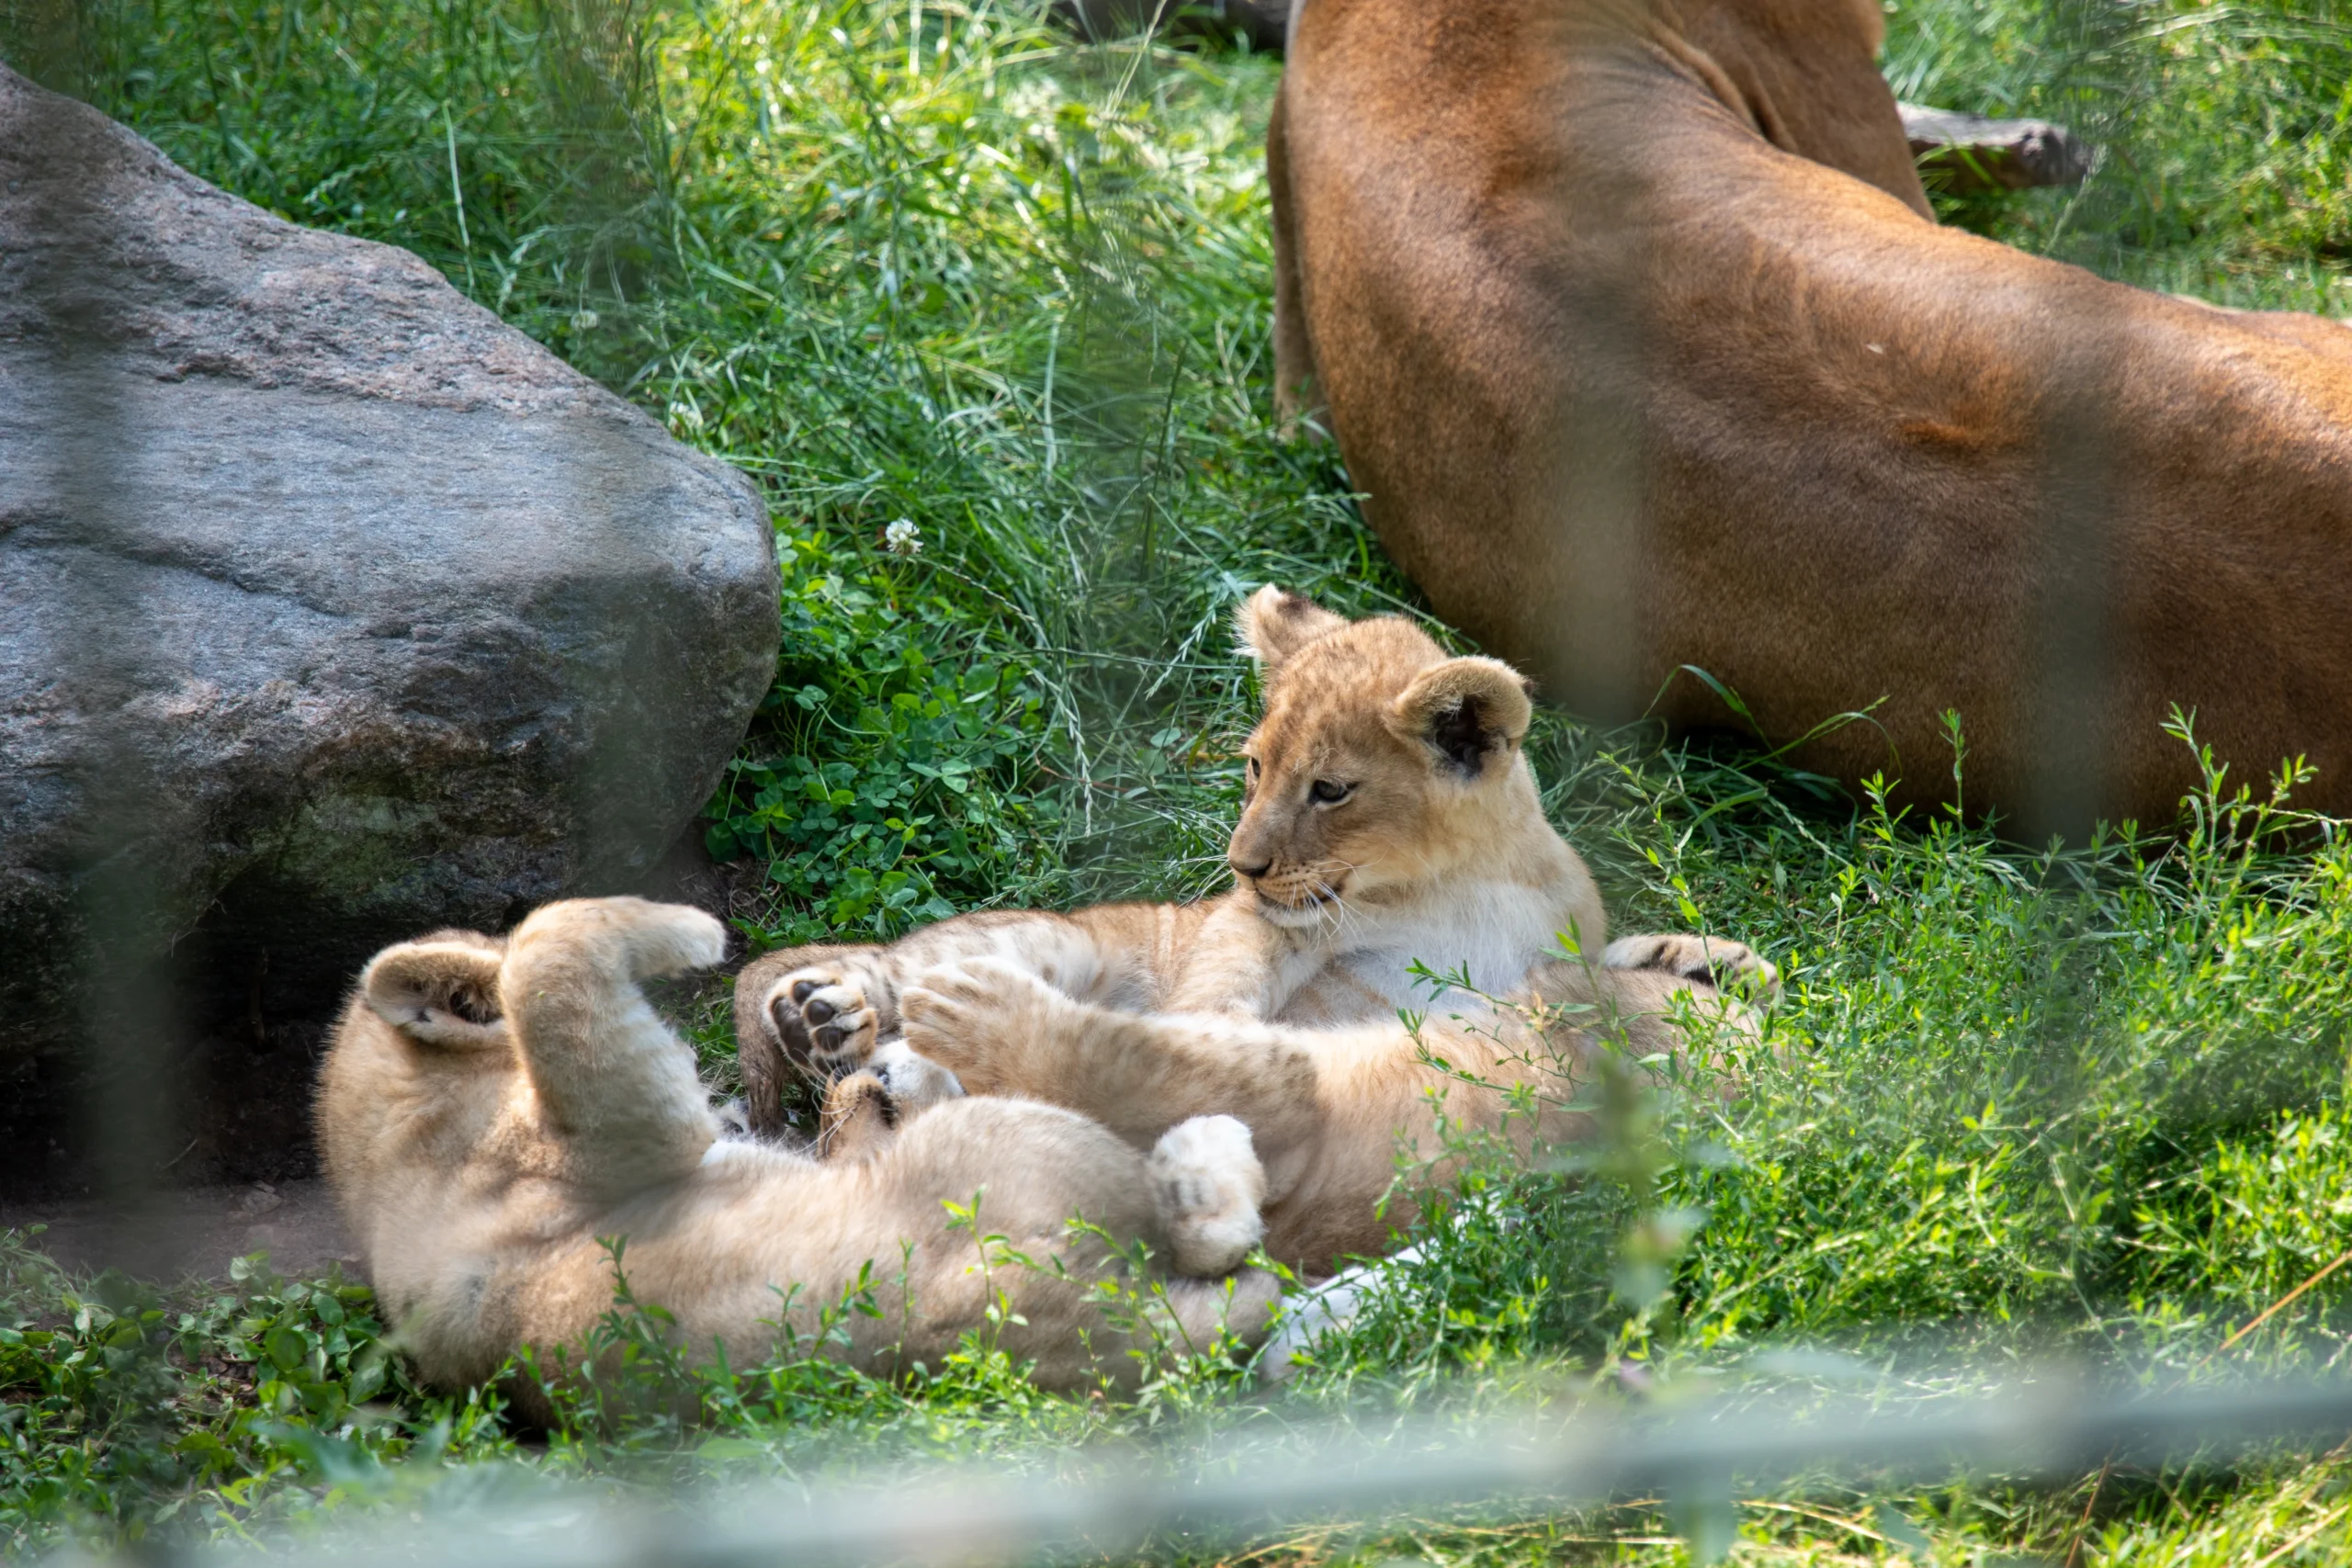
[813,1043,963,1164]
[761,964,883,1070]
[899,957,1064,1086]
[1603,932,1781,1004]
[816,1070,899,1161]
[1148,1115,1267,1278]
[869,1039,965,1112]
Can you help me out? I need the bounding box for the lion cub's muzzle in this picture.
[1245,864,1352,925]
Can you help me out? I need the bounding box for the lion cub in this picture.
[316,897,1278,1413]
[895,945,1735,1274]
[734,586,1773,1133]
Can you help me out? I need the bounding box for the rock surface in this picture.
[0,65,778,1186]
[1057,0,1288,50]
[1899,102,2092,193]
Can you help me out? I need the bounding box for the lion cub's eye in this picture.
[1308,779,1352,805]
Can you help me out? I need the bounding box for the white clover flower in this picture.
[1003,78,1063,122]
[571,308,600,332]
[883,518,923,557]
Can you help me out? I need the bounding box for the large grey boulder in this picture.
[0,65,778,1184]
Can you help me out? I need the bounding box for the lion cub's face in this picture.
[1228,587,1539,929]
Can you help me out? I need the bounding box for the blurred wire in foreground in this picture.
[182,1373,2352,1568]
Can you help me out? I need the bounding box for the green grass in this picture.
[1886,0,2352,304]
[10,0,2352,1558]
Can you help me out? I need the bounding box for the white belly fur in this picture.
[1328,877,1582,1015]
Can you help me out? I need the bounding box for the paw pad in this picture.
[763,967,881,1066]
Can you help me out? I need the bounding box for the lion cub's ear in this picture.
[1234,584,1348,681]
[360,939,507,1048]
[1385,657,1534,777]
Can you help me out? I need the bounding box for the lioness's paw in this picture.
[1603,932,1781,1004]
[761,964,882,1069]
[1149,1114,1267,1278]
[899,957,1061,1075]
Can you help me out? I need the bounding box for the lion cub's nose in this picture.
[1229,855,1273,880]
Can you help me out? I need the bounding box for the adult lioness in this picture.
[317,897,1276,1414]
[1271,0,2352,828]
[733,587,1771,1134]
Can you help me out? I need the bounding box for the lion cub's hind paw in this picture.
[619,900,729,979]
[360,940,506,1048]
[1148,1115,1268,1278]
[1604,932,1781,1005]
[763,964,882,1068]
[514,897,726,979]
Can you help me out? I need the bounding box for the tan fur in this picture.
[317,897,1279,1415]
[896,950,1740,1275]
[734,590,1770,1134]
[1270,0,2352,825]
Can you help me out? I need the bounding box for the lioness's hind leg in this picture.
[1603,932,1780,1003]
[1148,1115,1267,1278]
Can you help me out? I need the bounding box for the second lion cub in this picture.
[735,587,1774,1132]
[319,897,1278,1411]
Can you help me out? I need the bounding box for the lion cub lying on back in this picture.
[317,897,1277,1414]
[736,586,1772,1132]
